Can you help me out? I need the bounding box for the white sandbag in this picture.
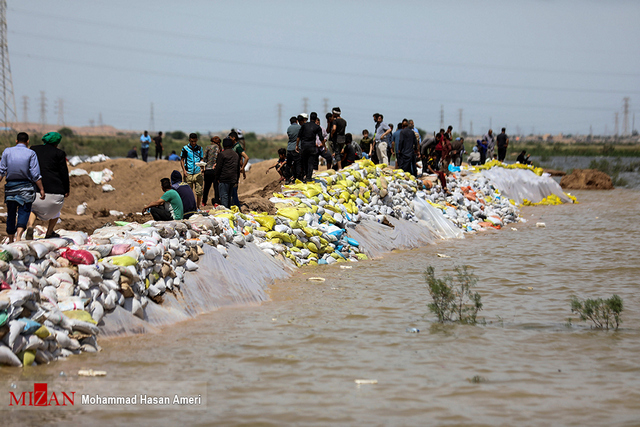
[102,184,115,192]
[0,344,22,366]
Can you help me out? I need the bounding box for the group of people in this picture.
[0,132,69,242]
[143,130,249,218]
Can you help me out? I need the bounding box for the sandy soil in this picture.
[560,169,613,190]
[0,158,281,235]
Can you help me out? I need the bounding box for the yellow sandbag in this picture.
[295,238,304,248]
[63,309,98,325]
[356,253,368,260]
[322,212,336,223]
[34,325,50,339]
[20,350,36,366]
[277,207,300,221]
[307,242,319,253]
[110,254,138,266]
[303,227,322,237]
[254,215,276,230]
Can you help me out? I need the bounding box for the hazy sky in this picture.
[8,0,640,136]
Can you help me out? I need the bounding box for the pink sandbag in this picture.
[59,248,95,265]
[110,243,132,256]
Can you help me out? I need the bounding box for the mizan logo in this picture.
[9,383,75,407]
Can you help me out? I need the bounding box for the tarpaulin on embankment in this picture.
[480,167,570,204]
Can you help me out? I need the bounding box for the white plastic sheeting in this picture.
[411,198,465,240]
[480,167,570,204]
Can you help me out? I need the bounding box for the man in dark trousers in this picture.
[329,107,347,170]
[213,138,241,208]
[286,116,301,182]
[497,128,509,162]
[154,131,163,160]
[397,119,417,174]
[296,112,324,182]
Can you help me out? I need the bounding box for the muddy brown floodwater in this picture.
[5,189,640,426]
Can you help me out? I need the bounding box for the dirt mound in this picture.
[0,158,281,235]
[560,169,613,190]
[544,169,566,176]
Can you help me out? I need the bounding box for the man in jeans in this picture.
[213,138,241,208]
[373,113,391,165]
[181,133,204,208]
[286,116,301,182]
[140,130,152,162]
[0,132,46,242]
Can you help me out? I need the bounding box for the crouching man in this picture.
[143,178,184,221]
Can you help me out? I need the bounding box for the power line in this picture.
[276,103,282,134]
[0,1,16,128]
[39,90,46,129]
[10,31,639,96]
[623,97,629,136]
[21,94,27,123]
[149,102,154,132]
[10,9,640,79]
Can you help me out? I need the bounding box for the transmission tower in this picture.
[277,103,282,134]
[149,102,155,132]
[622,97,629,136]
[458,109,463,133]
[614,112,619,137]
[21,95,27,123]
[439,105,444,129]
[98,112,103,128]
[302,97,308,113]
[469,120,473,136]
[322,98,328,115]
[56,98,64,126]
[39,91,47,129]
[0,1,16,128]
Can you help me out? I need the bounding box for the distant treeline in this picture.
[0,128,287,160]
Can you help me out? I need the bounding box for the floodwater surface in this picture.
[4,189,640,426]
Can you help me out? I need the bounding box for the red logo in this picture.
[9,383,75,406]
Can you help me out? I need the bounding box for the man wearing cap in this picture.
[26,132,70,239]
[213,138,241,208]
[329,107,347,170]
[0,132,46,242]
[286,116,302,182]
[373,113,391,165]
[181,133,204,208]
[296,112,324,182]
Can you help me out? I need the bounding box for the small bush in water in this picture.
[425,265,482,324]
[570,295,623,330]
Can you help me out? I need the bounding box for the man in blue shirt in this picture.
[181,133,204,208]
[140,130,152,162]
[0,132,46,242]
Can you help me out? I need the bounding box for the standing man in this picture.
[330,107,347,170]
[372,113,391,165]
[154,131,163,161]
[26,132,70,239]
[229,130,248,207]
[180,133,204,208]
[408,120,422,175]
[213,138,241,208]
[315,116,332,170]
[497,128,509,162]
[296,112,324,182]
[483,129,495,161]
[140,130,152,162]
[450,137,464,166]
[397,120,417,174]
[203,136,221,206]
[0,132,45,242]
[286,116,301,182]
[390,122,402,167]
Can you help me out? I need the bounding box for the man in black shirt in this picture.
[154,132,163,160]
[397,119,417,174]
[329,107,347,170]
[497,127,509,162]
[296,112,325,182]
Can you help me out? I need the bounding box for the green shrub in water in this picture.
[425,265,482,324]
[570,295,623,330]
